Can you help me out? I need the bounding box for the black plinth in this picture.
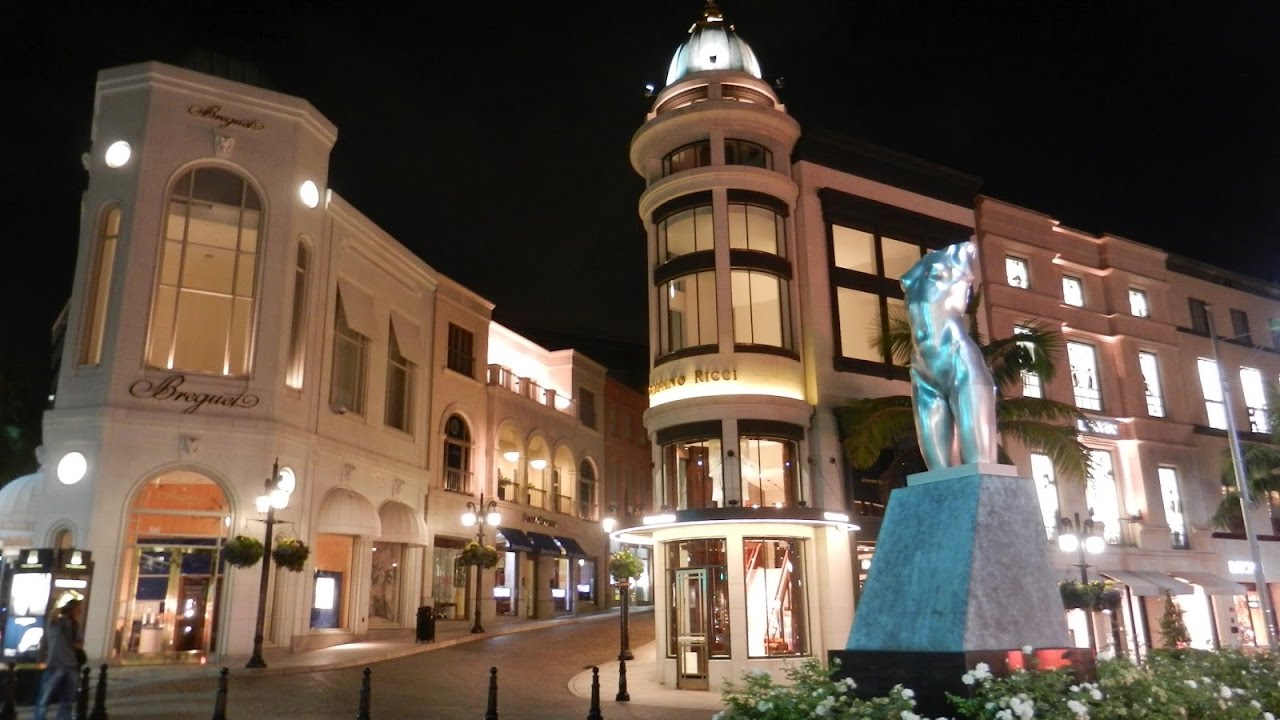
[829,648,1095,718]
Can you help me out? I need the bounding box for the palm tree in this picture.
[1210,383,1280,532]
[836,312,1088,507]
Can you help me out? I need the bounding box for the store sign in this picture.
[188,104,265,131]
[1229,560,1257,576]
[648,368,739,396]
[1075,417,1119,437]
[524,514,558,529]
[129,374,260,414]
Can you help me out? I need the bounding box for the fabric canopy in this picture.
[389,311,427,366]
[316,486,381,538]
[376,500,428,546]
[336,278,377,337]
[526,531,563,555]
[496,528,535,552]
[1172,571,1247,596]
[554,536,589,558]
[1101,570,1166,597]
[1132,570,1194,596]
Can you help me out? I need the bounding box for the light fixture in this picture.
[276,466,296,495]
[461,510,477,527]
[503,450,520,463]
[529,458,547,471]
[104,140,132,168]
[602,516,617,534]
[461,493,500,634]
[56,452,88,485]
[299,180,320,208]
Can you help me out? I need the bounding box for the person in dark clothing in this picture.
[34,598,85,720]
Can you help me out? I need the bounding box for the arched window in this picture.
[285,239,310,389]
[443,415,472,493]
[578,460,597,520]
[148,167,263,376]
[80,204,121,366]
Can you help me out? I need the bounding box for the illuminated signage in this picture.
[1229,560,1257,576]
[648,368,739,396]
[1075,418,1119,437]
[523,514,558,529]
[188,104,265,131]
[129,374,260,414]
[54,579,88,589]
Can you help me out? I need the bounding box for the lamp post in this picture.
[1207,310,1279,647]
[247,460,290,669]
[603,504,642,662]
[461,493,500,634]
[1058,512,1105,654]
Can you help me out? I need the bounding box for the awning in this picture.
[526,531,563,555]
[1130,570,1194,596]
[376,500,428,546]
[1172,571,1247,596]
[496,528,535,553]
[336,278,377,337]
[555,536,589,558]
[316,487,381,538]
[1101,570,1166,597]
[389,311,427,366]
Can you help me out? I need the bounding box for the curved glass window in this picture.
[659,272,718,355]
[663,141,712,176]
[661,437,724,510]
[148,167,262,376]
[80,204,122,366]
[744,538,808,657]
[660,205,714,262]
[731,271,791,350]
[725,139,772,170]
[728,203,782,256]
[739,436,798,507]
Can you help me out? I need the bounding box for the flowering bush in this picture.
[718,659,918,720]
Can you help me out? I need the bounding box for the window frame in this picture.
[443,415,473,493]
[1188,298,1210,335]
[1066,340,1102,411]
[662,140,712,176]
[1137,351,1165,418]
[1196,357,1227,430]
[1061,275,1084,307]
[1128,288,1150,318]
[285,239,311,389]
[724,138,772,170]
[79,203,122,367]
[329,290,369,416]
[1231,308,1252,343]
[384,322,414,434]
[742,537,809,658]
[446,323,475,378]
[1005,256,1030,289]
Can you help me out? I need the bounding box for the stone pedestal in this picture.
[830,464,1075,716]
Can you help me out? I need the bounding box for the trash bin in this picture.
[416,606,435,643]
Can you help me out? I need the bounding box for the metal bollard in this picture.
[484,666,499,720]
[89,664,109,720]
[211,667,229,720]
[355,667,371,720]
[586,666,603,720]
[77,666,91,720]
[0,662,14,720]
[615,659,630,702]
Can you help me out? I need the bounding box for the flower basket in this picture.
[223,535,264,568]
[271,537,310,572]
[609,549,644,584]
[460,541,499,569]
[1059,579,1120,611]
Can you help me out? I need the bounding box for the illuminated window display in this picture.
[1138,351,1165,417]
[659,204,714,260]
[443,415,472,493]
[1197,358,1228,429]
[310,534,353,629]
[1158,467,1188,549]
[1086,450,1122,544]
[731,270,791,350]
[727,202,783,255]
[738,436,798,507]
[666,538,730,660]
[1015,326,1042,398]
[1240,367,1269,433]
[743,538,808,657]
[430,537,466,620]
[1067,341,1102,411]
[661,434,724,510]
[369,542,402,624]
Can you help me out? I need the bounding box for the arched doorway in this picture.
[114,469,231,662]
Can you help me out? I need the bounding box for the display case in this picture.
[2,548,94,664]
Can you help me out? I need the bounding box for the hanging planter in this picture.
[1059,579,1121,611]
[272,537,311,572]
[609,549,644,585]
[223,535,264,568]
[460,541,499,569]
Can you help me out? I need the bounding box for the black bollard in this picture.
[0,662,14,720]
[89,664,109,720]
[615,659,630,703]
[211,667,229,720]
[77,666,92,720]
[586,666,603,720]
[355,667,371,720]
[484,666,499,720]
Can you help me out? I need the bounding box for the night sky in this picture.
[4,2,1279,442]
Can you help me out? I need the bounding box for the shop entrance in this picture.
[675,568,710,690]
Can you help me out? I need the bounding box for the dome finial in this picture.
[667,1,762,85]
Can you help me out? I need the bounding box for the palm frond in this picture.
[1210,490,1245,531]
[985,321,1064,393]
[1221,441,1280,493]
[835,397,916,470]
[996,396,1082,424]
[998,417,1089,484]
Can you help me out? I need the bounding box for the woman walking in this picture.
[34,598,85,720]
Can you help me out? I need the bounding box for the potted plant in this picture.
[272,537,311,572]
[609,549,644,586]
[223,535,264,568]
[497,471,516,501]
[459,541,499,569]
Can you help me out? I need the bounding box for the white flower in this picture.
[1185,680,1198,689]
[1220,686,1233,699]
[839,677,857,691]
[1067,699,1089,719]
[756,699,772,711]
[1070,685,1080,693]
[1089,688,1102,701]
[901,711,920,720]
[974,662,992,679]
[1251,700,1262,709]
[962,672,975,686]
[1022,645,1034,654]
[996,710,1013,720]
[1263,712,1275,720]
[902,689,916,699]
[712,713,725,720]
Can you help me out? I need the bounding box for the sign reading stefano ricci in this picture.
[648,368,739,396]
[129,374,260,414]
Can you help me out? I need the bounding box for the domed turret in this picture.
[665,1,762,86]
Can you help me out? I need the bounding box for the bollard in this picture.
[0,662,14,720]
[77,666,92,720]
[355,667,371,720]
[483,666,499,720]
[211,667,229,720]
[88,664,109,720]
[586,666,603,720]
[615,659,630,703]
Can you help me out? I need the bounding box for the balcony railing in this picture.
[526,486,548,511]
[487,364,577,419]
[444,468,472,494]
[554,493,574,515]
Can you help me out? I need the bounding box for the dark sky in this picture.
[4,1,1279,421]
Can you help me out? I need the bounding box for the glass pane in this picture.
[837,288,881,361]
[159,240,183,286]
[1197,358,1223,402]
[662,439,723,509]
[187,203,243,250]
[1006,257,1029,288]
[181,246,236,294]
[739,437,796,507]
[1157,467,1186,547]
[165,202,188,242]
[744,205,779,254]
[1241,367,1269,433]
[664,210,697,259]
[1029,453,1058,538]
[832,226,875,274]
[1138,352,1164,417]
[1063,277,1084,307]
[191,168,245,207]
[234,252,257,296]
[1067,342,1101,410]
[1129,289,1149,317]
[172,290,230,374]
[880,237,921,280]
[148,286,177,368]
[731,271,784,347]
[743,538,807,657]
[1086,451,1121,544]
[228,297,253,376]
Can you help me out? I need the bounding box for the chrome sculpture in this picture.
[900,241,998,469]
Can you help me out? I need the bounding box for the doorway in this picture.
[675,568,710,690]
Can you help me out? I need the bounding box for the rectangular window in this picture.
[578,387,597,429]
[836,288,882,362]
[731,270,791,350]
[727,203,783,256]
[1128,289,1150,318]
[1062,276,1084,307]
[1157,467,1188,549]
[1015,325,1041,398]
[1240,367,1269,434]
[1029,453,1058,539]
[660,272,718,354]
[661,437,723,510]
[80,205,121,366]
[1197,358,1227,429]
[725,139,772,169]
[384,324,413,433]
[1231,309,1252,343]
[660,206,715,261]
[1086,449,1122,545]
[285,242,310,389]
[1138,351,1165,417]
[329,292,368,415]
[1005,256,1029,289]
[1066,341,1101,411]
[831,226,876,274]
[831,224,922,368]
[663,140,712,176]
[1188,298,1210,335]
[738,437,798,508]
[666,539,730,658]
[743,538,808,657]
[446,323,475,378]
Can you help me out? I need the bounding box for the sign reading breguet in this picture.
[129,374,260,414]
[648,368,739,396]
[188,104,265,131]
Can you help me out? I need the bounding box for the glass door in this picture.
[675,568,710,690]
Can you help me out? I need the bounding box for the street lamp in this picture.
[603,504,643,662]
[461,493,500,634]
[247,460,290,669]
[1058,512,1105,654]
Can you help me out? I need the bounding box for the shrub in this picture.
[718,658,916,720]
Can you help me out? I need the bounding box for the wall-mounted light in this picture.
[104,141,132,168]
[503,450,520,463]
[529,458,548,471]
[56,452,88,485]
[299,180,320,208]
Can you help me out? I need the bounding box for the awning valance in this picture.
[389,311,427,366]
[526,531,563,555]
[497,528,535,552]
[1101,570,1165,597]
[1172,571,1247,596]
[377,500,427,546]
[336,278,377,338]
[555,536,589,558]
[316,487,381,538]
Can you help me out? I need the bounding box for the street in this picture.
[39,618,719,720]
